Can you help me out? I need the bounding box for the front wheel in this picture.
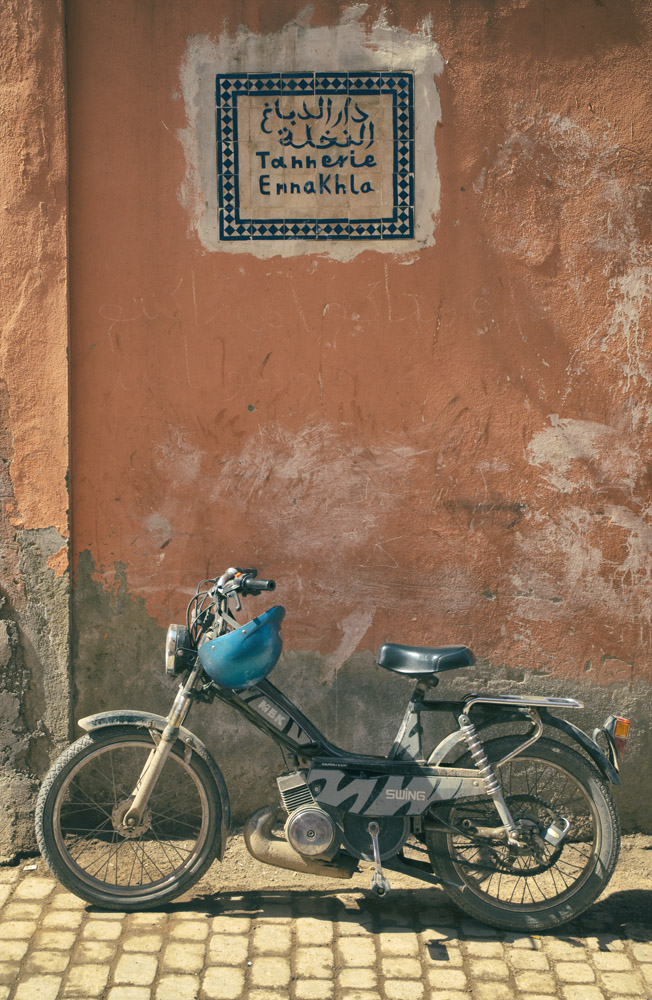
[36,726,223,910]
[426,737,620,931]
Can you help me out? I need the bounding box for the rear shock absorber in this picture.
[458,713,520,844]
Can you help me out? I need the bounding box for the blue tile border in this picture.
[216,71,414,242]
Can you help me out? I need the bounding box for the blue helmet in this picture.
[198,605,285,688]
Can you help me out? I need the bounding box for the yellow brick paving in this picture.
[0,859,650,1000]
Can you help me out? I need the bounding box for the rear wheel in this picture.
[36,726,223,910]
[426,737,620,931]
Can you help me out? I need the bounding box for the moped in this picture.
[36,567,630,930]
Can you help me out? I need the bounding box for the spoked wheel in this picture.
[426,737,620,931]
[36,726,222,909]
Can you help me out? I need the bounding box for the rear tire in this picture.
[426,737,620,931]
[36,726,223,910]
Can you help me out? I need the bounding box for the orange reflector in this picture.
[613,718,630,739]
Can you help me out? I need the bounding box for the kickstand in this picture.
[367,821,391,897]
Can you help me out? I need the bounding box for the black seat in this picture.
[377,642,475,678]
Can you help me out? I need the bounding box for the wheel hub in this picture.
[498,794,564,874]
[111,798,152,839]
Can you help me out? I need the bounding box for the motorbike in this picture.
[36,566,630,931]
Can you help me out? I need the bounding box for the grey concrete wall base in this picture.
[0,528,71,861]
[72,559,648,834]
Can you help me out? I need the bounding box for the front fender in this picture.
[428,709,619,785]
[78,710,231,856]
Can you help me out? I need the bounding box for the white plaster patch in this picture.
[526,414,638,494]
[511,503,652,628]
[602,264,652,390]
[603,504,652,590]
[210,420,419,556]
[178,6,443,259]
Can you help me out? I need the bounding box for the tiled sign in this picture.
[216,72,414,241]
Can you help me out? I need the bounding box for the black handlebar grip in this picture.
[244,578,275,592]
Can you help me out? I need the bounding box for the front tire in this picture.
[36,726,223,910]
[426,737,620,931]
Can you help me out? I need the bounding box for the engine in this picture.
[277,772,338,860]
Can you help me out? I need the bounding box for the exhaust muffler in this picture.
[243,805,357,879]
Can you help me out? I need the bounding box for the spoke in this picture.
[86,837,123,881]
[134,835,166,884]
[552,865,571,891]
[150,830,181,872]
[147,808,202,829]
[161,836,194,863]
[99,835,122,886]
[63,817,113,837]
[563,841,593,859]
[507,878,519,903]
[67,820,115,863]
[125,838,146,886]
[557,857,587,873]
[65,781,114,821]
[109,751,118,809]
[126,837,139,886]
[150,826,191,871]
[61,803,117,813]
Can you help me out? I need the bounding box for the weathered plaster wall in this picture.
[68,1,652,829]
[0,0,70,859]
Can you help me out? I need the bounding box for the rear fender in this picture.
[539,710,619,785]
[428,709,619,785]
[78,710,231,856]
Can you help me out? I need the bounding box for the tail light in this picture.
[601,715,631,759]
[607,716,631,756]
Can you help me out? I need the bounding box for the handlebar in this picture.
[188,567,277,647]
[214,567,275,597]
[242,577,276,594]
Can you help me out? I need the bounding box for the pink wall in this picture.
[69,1,652,690]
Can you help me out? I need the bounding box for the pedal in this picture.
[367,821,391,897]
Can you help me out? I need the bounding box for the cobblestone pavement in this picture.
[0,853,651,1000]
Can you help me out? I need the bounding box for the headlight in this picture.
[165,624,193,677]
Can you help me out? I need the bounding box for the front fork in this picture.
[123,667,202,828]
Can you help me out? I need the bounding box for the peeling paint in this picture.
[47,546,69,578]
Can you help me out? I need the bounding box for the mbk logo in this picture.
[256,698,287,729]
[385,788,426,801]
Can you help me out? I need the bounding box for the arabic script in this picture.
[260,97,375,150]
